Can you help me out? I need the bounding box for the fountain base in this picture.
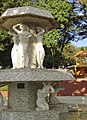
[0,110,61,120]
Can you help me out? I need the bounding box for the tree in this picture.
[76,46,87,51]
[78,0,87,6]
[72,2,87,41]
[62,44,77,66]
[0,30,13,68]
[67,0,87,41]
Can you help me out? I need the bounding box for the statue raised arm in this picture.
[36,27,45,35]
[12,24,22,34]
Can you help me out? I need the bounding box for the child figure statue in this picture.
[35,83,55,111]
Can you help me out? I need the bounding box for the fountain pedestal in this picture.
[1,110,60,120]
[8,82,42,111]
[0,68,75,120]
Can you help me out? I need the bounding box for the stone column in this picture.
[8,82,42,111]
[28,37,37,68]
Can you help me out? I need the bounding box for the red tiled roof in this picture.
[75,51,87,57]
[55,79,87,96]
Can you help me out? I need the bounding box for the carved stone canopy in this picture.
[0,6,58,32]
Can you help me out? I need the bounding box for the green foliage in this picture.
[76,46,87,51]
[0,30,12,51]
[0,0,33,15]
[43,29,62,48]
[0,30,13,68]
[44,50,53,68]
[62,44,77,66]
[0,85,8,91]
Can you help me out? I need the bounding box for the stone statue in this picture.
[35,83,55,111]
[35,27,45,68]
[0,92,4,108]
[50,86,65,105]
[12,23,32,68]
[11,24,45,69]
[11,34,20,69]
[28,27,37,68]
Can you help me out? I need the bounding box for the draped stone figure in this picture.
[35,27,45,68]
[11,34,20,69]
[11,24,45,69]
[28,27,37,68]
[12,23,32,68]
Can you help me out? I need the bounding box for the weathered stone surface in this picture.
[0,6,58,31]
[8,82,42,111]
[0,68,75,82]
[56,96,87,105]
[0,110,60,120]
[28,34,37,68]
[1,6,53,18]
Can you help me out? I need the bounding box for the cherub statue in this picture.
[35,83,55,111]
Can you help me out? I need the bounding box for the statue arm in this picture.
[28,33,32,38]
[36,27,45,35]
[52,86,65,96]
[12,24,21,34]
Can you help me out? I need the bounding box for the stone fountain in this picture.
[0,6,75,120]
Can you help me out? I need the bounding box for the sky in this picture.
[72,38,87,47]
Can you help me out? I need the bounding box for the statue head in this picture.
[42,83,55,94]
[36,27,41,33]
[19,24,29,31]
[30,28,36,35]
